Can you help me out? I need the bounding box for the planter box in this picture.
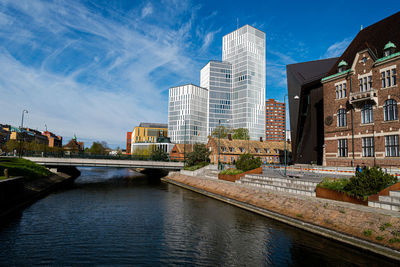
[218,167,262,182]
[316,187,368,206]
[368,182,400,201]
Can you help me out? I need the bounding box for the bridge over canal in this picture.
[24,157,184,170]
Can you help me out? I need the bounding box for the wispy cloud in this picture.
[322,37,352,58]
[0,0,206,147]
[141,2,153,18]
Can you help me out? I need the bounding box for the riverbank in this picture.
[163,172,400,261]
[0,167,80,219]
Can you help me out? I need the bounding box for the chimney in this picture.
[228,134,232,141]
[260,137,263,142]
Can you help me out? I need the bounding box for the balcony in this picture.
[349,89,378,107]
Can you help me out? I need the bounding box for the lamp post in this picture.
[284,95,299,176]
[44,124,48,157]
[19,109,28,157]
[217,120,221,170]
[183,120,187,166]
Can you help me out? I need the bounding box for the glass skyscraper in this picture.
[169,25,266,143]
[200,60,232,135]
[223,25,266,140]
[168,84,208,144]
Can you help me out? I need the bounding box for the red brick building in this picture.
[126,131,132,155]
[265,99,286,141]
[322,12,400,167]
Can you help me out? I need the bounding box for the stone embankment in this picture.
[164,172,400,261]
[0,167,80,219]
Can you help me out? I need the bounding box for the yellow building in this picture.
[131,123,168,143]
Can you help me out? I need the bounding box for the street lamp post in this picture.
[19,109,28,157]
[183,120,187,166]
[217,120,221,170]
[284,95,299,176]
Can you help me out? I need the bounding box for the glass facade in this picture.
[200,61,232,135]
[168,84,208,144]
[222,25,266,140]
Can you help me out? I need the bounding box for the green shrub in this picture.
[376,236,384,241]
[0,158,51,180]
[183,161,209,171]
[364,229,372,237]
[150,147,169,161]
[235,153,261,172]
[343,167,398,199]
[220,169,243,175]
[317,178,349,193]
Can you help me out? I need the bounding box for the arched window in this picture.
[337,109,347,127]
[361,104,373,124]
[384,99,398,121]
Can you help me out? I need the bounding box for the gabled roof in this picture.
[326,11,400,76]
[172,144,194,153]
[208,137,290,155]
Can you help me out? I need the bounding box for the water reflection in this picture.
[0,167,397,266]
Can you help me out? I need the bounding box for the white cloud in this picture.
[0,0,202,147]
[199,28,221,53]
[141,3,153,18]
[322,37,352,58]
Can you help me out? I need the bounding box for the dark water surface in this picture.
[0,168,398,266]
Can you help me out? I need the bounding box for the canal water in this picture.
[0,168,397,266]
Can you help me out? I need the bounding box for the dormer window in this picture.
[383,41,396,57]
[337,60,348,73]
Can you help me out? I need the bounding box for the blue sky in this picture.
[0,0,398,148]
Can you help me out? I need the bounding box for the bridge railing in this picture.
[13,151,185,162]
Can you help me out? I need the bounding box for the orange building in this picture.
[265,99,286,141]
[42,131,63,147]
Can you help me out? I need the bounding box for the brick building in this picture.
[207,136,290,164]
[322,12,400,167]
[126,131,132,155]
[265,99,285,141]
[42,131,62,147]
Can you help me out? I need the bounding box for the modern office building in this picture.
[265,99,286,141]
[131,123,168,144]
[287,58,338,165]
[168,84,208,144]
[223,25,266,140]
[171,25,266,142]
[200,60,232,135]
[322,11,400,167]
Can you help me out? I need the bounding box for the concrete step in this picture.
[239,177,316,191]
[245,175,320,186]
[390,191,400,197]
[379,195,400,204]
[237,180,316,197]
[368,200,400,211]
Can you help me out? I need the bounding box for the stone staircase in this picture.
[236,174,321,197]
[202,166,219,179]
[368,191,400,211]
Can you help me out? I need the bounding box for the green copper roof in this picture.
[338,60,348,67]
[321,69,351,82]
[384,41,396,50]
[375,51,400,64]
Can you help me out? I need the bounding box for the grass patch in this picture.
[376,236,384,241]
[296,213,303,218]
[364,229,372,237]
[323,203,328,209]
[0,157,51,180]
[183,162,209,171]
[379,222,392,231]
[339,209,346,214]
[317,177,349,193]
[389,238,400,244]
[219,169,244,175]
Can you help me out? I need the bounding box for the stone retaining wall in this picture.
[165,172,400,260]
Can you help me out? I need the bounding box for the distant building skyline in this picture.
[265,99,285,142]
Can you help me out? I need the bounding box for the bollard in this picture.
[4,168,9,178]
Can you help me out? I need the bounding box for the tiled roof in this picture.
[208,137,290,155]
[325,11,400,77]
[172,144,194,153]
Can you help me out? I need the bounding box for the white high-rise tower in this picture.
[222,25,266,140]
